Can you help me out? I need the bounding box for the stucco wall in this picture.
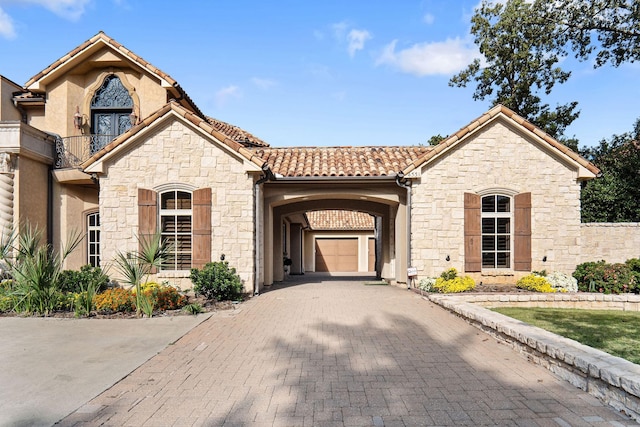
[581,223,640,263]
[16,156,49,232]
[0,78,22,121]
[411,119,582,284]
[99,118,256,290]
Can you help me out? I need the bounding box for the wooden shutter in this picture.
[514,192,532,271]
[464,192,482,272]
[192,188,212,269]
[138,188,157,246]
[138,188,157,273]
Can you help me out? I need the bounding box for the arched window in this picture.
[90,75,133,153]
[159,190,192,270]
[481,194,512,268]
[87,212,100,267]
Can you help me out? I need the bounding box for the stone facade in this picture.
[411,119,583,284]
[99,118,256,289]
[581,223,640,263]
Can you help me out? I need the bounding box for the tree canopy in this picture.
[580,119,640,222]
[450,0,640,140]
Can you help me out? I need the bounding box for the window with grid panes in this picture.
[481,195,512,268]
[87,212,100,267]
[159,190,192,270]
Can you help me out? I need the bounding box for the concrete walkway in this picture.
[53,275,637,426]
[0,313,211,427]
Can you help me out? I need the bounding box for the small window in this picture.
[87,212,100,267]
[159,190,192,270]
[481,195,512,269]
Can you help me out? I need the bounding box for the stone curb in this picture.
[427,293,640,422]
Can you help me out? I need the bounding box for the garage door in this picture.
[315,238,358,272]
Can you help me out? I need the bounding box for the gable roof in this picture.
[306,210,374,230]
[253,146,431,178]
[24,31,205,119]
[82,101,266,173]
[401,104,600,179]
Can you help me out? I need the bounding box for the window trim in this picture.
[159,189,193,271]
[481,194,513,270]
[86,210,100,267]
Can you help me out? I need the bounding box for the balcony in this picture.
[54,134,116,169]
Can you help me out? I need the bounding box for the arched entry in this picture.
[259,180,409,290]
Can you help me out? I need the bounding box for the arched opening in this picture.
[90,75,134,153]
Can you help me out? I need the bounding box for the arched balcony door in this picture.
[90,75,133,153]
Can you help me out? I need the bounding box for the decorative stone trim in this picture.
[428,293,640,422]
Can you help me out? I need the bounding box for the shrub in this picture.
[139,284,187,311]
[517,274,556,293]
[94,288,135,313]
[58,265,110,294]
[429,268,475,293]
[417,277,436,292]
[433,276,476,293]
[190,261,244,301]
[546,271,578,293]
[573,260,636,294]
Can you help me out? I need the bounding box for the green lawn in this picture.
[491,307,640,365]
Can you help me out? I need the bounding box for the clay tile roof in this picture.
[252,146,431,177]
[24,31,206,120]
[306,210,374,230]
[82,101,266,171]
[402,104,601,177]
[206,117,270,148]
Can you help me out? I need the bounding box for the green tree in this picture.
[427,134,447,146]
[580,119,640,222]
[450,0,578,139]
[451,0,640,140]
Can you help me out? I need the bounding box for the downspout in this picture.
[396,172,411,289]
[253,163,275,296]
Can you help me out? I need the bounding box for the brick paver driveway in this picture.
[61,276,636,426]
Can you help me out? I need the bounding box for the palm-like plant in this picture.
[113,233,169,317]
[2,224,82,315]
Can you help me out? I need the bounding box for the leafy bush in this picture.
[545,271,578,293]
[190,261,244,301]
[517,274,556,293]
[135,283,187,311]
[417,277,436,292]
[429,268,476,293]
[433,276,476,293]
[94,288,135,313]
[573,260,636,294]
[58,265,110,294]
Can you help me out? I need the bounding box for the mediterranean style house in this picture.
[3,31,632,294]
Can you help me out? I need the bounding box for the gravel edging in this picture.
[427,293,640,422]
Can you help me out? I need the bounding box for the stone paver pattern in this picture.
[60,277,637,426]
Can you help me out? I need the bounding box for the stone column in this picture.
[0,152,16,242]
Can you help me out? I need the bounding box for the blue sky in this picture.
[0,0,638,149]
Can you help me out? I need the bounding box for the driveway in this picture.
[0,314,211,427]
[51,275,637,426]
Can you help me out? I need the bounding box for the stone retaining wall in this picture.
[428,293,640,422]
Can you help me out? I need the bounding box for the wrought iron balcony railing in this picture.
[55,134,117,169]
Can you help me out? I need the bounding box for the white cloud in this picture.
[330,21,372,57]
[215,85,241,106]
[22,0,90,21]
[375,38,481,76]
[0,7,16,39]
[0,0,90,38]
[331,21,348,40]
[423,13,435,25]
[347,29,371,57]
[251,77,276,90]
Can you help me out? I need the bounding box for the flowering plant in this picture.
[546,271,578,293]
[516,274,556,293]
